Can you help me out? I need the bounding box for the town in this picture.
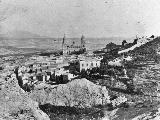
[1,34,160,120]
[1,0,160,119]
[0,34,156,93]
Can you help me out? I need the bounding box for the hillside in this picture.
[0,46,38,56]
[102,37,160,120]
[130,37,160,55]
[0,30,47,39]
[0,73,50,120]
[120,37,160,64]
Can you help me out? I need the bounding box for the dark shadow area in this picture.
[39,104,105,120]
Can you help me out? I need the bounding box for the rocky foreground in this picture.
[30,78,110,108]
[0,74,112,120]
[1,65,160,120]
[0,76,49,120]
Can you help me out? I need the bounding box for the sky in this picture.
[0,0,160,38]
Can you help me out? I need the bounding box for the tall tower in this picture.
[81,35,85,48]
[62,34,66,55]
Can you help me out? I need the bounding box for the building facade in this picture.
[79,59,101,71]
[62,34,86,55]
[69,58,101,72]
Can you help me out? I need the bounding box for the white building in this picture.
[108,58,123,67]
[55,67,69,76]
[55,56,64,64]
[70,58,101,72]
[63,73,77,81]
[79,59,100,71]
[54,67,76,81]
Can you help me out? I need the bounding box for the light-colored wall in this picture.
[63,46,82,55]
[79,60,100,71]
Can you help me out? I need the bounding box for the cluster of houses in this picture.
[14,35,157,90]
[69,57,102,72]
[15,34,104,87]
[15,52,103,87]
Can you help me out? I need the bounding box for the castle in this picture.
[62,34,86,55]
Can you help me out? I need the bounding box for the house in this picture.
[36,72,50,82]
[62,73,77,81]
[79,58,101,71]
[69,57,101,72]
[55,67,69,76]
[108,58,123,67]
[55,56,64,63]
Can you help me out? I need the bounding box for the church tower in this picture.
[81,35,85,48]
[62,34,66,55]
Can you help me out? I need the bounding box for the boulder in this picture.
[0,77,50,120]
[30,78,110,108]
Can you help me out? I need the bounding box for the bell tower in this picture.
[81,35,85,48]
[62,34,66,55]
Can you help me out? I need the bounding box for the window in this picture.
[96,63,97,66]
[91,63,93,66]
[86,63,88,66]
[82,64,84,67]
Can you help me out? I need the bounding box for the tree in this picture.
[133,39,138,45]
[150,35,154,38]
[80,69,87,78]
[122,40,127,46]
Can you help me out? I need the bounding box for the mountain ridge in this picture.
[0,30,48,39]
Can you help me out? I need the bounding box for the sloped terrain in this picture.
[0,76,50,120]
[107,62,160,119]
[100,37,160,119]
[29,79,111,120]
[129,37,160,63]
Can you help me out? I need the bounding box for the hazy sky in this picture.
[0,0,160,38]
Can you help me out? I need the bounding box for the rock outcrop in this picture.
[0,76,50,120]
[30,78,110,108]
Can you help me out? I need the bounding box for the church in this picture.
[62,34,86,55]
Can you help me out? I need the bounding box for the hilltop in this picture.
[0,46,44,56]
[108,36,160,64]
[129,37,160,55]
[127,37,160,64]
